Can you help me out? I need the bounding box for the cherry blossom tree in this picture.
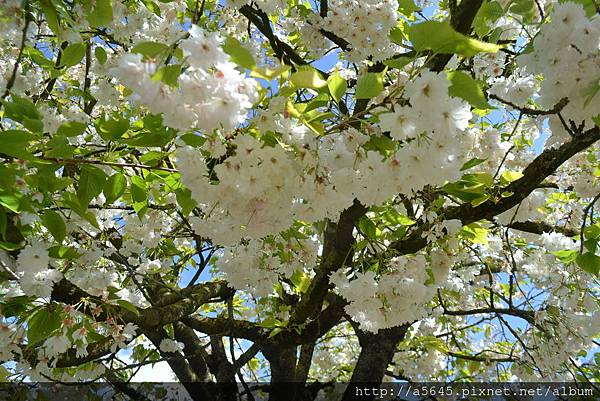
[0,0,599,399]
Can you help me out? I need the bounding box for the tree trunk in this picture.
[342,325,409,401]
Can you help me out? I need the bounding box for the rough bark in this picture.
[341,325,410,401]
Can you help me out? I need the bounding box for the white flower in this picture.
[180,26,228,70]
[379,106,418,141]
[43,335,70,359]
[19,269,63,298]
[159,338,185,354]
[17,241,49,274]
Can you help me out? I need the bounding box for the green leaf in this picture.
[474,1,504,37]
[398,0,420,15]
[447,71,492,109]
[443,173,493,202]
[48,245,80,259]
[471,194,491,207]
[95,113,130,141]
[382,56,412,70]
[250,65,290,80]
[268,327,283,338]
[327,71,347,103]
[28,307,62,346]
[57,121,87,137]
[94,46,108,65]
[584,223,600,240]
[24,46,55,69]
[131,41,169,59]
[126,130,176,147]
[77,166,107,206]
[0,193,21,213]
[460,223,489,245]
[576,252,600,275]
[396,215,416,226]
[175,188,196,215]
[103,173,127,204]
[461,157,487,171]
[408,21,501,57]
[42,210,67,243]
[500,170,524,185]
[0,130,35,160]
[0,241,20,251]
[389,25,407,45]
[222,37,256,69]
[60,43,86,68]
[116,299,140,316]
[355,72,384,99]
[130,176,147,203]
[0,207,6,240]
[180,133,205,147]
[87,0,113,26]
[290,67,328,89]
[40,0,60,34]
[153,64,182,87]
[290,269,310,293]
[1,96,43,133]
[45,135,75,158]
[552,249,579,264]
[358,216,378,239]
[509,0,537,22]
[141,0,161,15]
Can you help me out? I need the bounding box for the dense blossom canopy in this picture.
[0,0,599,399]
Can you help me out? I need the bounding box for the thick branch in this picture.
[289,199,366,326]
[51,278,233,329]
[506,221,577,237]
[181,315,267,343]
[341,324,410,401]
[391,126,600,255]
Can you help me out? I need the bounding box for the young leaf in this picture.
[78,166,107,207]
[57,121,87,137]
[222,37,256,69]
[0,130,35,160]
[447,71,492,109]
[60,43,86,68]
[409,21,501,57]
[87,0,113,27]
[130,176,147,203]
[42,210,67,243]
[94,46,108,65]
[132,41,169,59]
[103,173,127,204]
[327,71,347,103]
[290,67,328,89]
[355,72,384,99]
[576,252,600,275]
[28,307,62,346]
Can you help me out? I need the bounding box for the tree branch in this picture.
[391,126,600,255]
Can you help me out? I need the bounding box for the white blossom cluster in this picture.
[111,25,257,132]
[177,71,474,246]
[215,235,318,297]
[109,1,185,45]
[16,241,62,298]
[517,3,600,145]
[307,0,400,62]
[330,251,453,333]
